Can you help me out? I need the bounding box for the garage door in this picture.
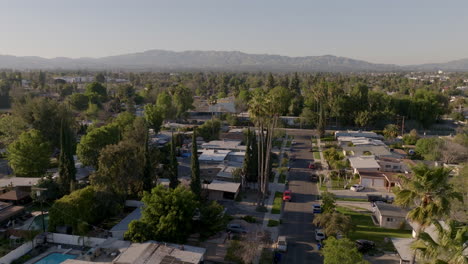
[373,179,385,187]
[361,178,372,187]
[361,178,385,187]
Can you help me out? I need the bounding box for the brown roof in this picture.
[0,190,30,201]
[378,156,401,163]
[0,205,24,222]
[359,171,386,178]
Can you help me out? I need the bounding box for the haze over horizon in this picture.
[1,0,468,65]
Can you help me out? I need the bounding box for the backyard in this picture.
[336,206,412,251]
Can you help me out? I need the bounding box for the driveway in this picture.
[279,129,322,264]
[330,187,395,200]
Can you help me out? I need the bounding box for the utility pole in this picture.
[32,187,47,233]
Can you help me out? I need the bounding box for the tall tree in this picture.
[142,128,154,192]
[322,237,369,264]
[7,129,51,177]
[190,131,201,198]
[266,73,276,90]
[144,103,164,134]
[169,134,179,189]
[248,88,280,205]
[58,119,76,194]
[125,185,198,243]
[90,141,144,199]
[76,123,120,168]
[313,212,354,237]
[242,129,252,187]
[394,164,463,264]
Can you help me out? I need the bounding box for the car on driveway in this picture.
[276,236,287,252]
[355,239,375,252]
[315,229,326,242]
[308,162,316,169]
[227,224,247,234]
[350,184,365,192]
[312,204,322,214]
[283,190,292,202]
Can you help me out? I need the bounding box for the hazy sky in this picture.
[1,0,467,65]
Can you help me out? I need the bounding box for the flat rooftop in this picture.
[348,156,380,169]
[198,149,230,162]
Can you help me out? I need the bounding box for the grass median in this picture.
[271,191,283,214]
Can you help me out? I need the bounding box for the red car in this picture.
[283,190,292,202]
[308,162,316,169]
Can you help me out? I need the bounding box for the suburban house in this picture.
[205,180,241,200]
[377,156,404,172]
[358,170,402,190]
[343,144,399,158]
[348,156,380,174]
[0,201,24,225]
[0,189,31,205]
[110,207,142,240]
[372,202,409,229]
[201,140,246,151]
[334,130,383,140]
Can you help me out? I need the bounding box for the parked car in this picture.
[315,229,326,241]
[367,194,394,203]
[355,239,375,252]
[276,236,287,252]
[312,204,322,214]
[311,174,318,182]
[291,140,297,145]
[350,184,365,192]
[227,224,247,234]
[283,190,292,202]
[308,162,316,169]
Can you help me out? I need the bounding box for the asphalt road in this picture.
[279,129,323,264]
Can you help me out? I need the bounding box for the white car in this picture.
[350,184,365,192]
[315,229,326,242]
[276,236,287,252]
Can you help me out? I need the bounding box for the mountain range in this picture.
[1,50,468,72]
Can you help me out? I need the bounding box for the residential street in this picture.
[279,129,323,264]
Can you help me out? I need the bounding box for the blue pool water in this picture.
[34,253,77,264]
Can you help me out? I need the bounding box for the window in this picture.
[387,217,394,222]
[393,166,399,169]
[385,165,391,168]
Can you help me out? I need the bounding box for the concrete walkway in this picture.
[261,133,288,240]
[316,138,330,193]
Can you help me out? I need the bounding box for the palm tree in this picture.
[412,220,468,264]
[248,89,280,206]
[394,164,463,264]
[313,212,354,238]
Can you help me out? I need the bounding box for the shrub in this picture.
[267,220,280,227]
[242,215,257,223]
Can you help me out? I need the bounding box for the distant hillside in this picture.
[0,49,467,72]
[408,58,468,71]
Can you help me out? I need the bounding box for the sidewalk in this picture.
[316,138,331,192]
[262,133,288,240]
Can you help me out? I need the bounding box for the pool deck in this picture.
[24,246,82,264]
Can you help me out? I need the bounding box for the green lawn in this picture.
[335,197,368,202]
[278,173,286,184]
[271,192,283,214]
[319,185,328,192]
[336,206,412,251]
[313,151,321,160]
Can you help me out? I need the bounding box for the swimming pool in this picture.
[34,253,77,264]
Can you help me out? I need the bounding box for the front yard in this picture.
[336,206,412,251]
